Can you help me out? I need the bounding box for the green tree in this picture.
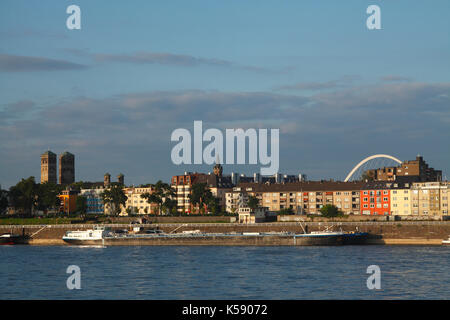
[69,181,85,192]
[76,195,87,215]
[208,196,221,214]
[162,198,177,215]
[279,208,294,215]
[141,180,175,215]
[9,177,39,215]
[189,183,215,214]
[36,182,63,213]
[319,204,342,218]
[247,195,259,210]
[0,188,9,215]
[101,184,128,216]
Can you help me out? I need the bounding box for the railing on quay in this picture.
[1,220,450,229]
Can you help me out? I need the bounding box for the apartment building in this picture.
[389,182,412,216]
[121,187,158,215]
[333,190,360,214]
[360,182,391,215]
[225,181,364,215]
[171,172,205,214]
[58,189,78,214]
[411,182,450,216]
[79,188,105,214]
[171,163,233,214]
[226,187,250,213]
[366,156,442,182]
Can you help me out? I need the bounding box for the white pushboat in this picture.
[62,226,112,245]
[442,236,450,245]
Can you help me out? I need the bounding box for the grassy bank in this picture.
[0,217,86,225]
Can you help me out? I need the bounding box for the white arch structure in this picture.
[344,154,402,182]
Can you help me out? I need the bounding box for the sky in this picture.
[1,0,450,188]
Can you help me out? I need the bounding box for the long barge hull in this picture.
[63,233,370,246]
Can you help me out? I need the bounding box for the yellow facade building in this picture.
[121,187,159,215]
[390,188,412,216]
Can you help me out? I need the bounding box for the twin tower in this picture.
[40,150,75,185]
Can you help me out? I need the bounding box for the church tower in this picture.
[213,155,223,177]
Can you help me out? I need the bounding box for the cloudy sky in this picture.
[1,0,450,188]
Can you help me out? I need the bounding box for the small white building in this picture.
[238,207,268,224]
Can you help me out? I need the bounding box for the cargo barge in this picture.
[62,226,369,246]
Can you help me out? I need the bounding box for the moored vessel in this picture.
[0,233,30,245]
[442,236,450,245]
[61,225,370,246]
[62,226,112,245]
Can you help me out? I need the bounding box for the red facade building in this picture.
[360,183,391,215]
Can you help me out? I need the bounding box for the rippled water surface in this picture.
[1,245,449,299]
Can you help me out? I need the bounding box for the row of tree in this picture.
[3,177,64,215]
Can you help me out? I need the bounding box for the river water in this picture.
[0,245,448,299]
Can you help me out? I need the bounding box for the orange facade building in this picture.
[360,183,391,215]
[58,190,78,214]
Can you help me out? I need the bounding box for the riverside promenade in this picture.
[1,221,450,245]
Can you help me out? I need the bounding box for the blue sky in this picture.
[1,0,450,187]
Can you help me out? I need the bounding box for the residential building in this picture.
[226,187,250,213]
[360,182,391,215]
[58,189,78,214]
[171,163,233,214]
[389,182,412,216]
[226,181,364,215]
[411,182,449,216]
[79,188,105,214]
[121,187,158,215]
[366,156,442,182]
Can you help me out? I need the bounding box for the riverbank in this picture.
[2,221,449,246]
